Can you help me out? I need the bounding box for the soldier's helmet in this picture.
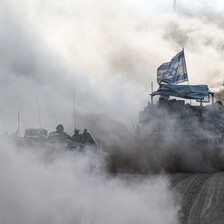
[74,128,80,135]
[56,124,64,132]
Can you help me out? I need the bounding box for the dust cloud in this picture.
[107,102,224,173]
[0,139,178,224]
[1,0,224,135]
[1,1,224,222]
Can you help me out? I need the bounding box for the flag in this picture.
[157,50,188,85]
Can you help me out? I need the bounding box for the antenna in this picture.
[132,123,136,134]
[98,139,101,161]
[73,91,77,130]
[36,93,42,128]
[17,111,20,137]
[173,0,176,12]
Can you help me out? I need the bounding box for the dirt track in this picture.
[170,173,224,224]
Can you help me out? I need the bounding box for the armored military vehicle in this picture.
[137,84,224,146]
[137,49,224,146]
[15,125,97,152]
[16,128,48,147]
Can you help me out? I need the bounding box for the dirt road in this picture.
[171,173,224,224]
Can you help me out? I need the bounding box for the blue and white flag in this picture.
[157,50,188,84]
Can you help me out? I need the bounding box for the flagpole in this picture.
[182,48,189,84]
[151,82,154,104]
[183,48,191,104]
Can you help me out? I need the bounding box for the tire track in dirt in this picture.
[188,173,224,224]
[171,173,211,224]
[187,175,213,224]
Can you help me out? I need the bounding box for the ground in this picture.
[170,173,224,224]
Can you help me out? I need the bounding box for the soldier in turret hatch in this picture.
[72,128,82,143]
[48,124,71,142]
[82,128,96,145]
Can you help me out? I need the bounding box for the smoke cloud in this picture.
[1,0,224,135]
[1,1,224,222]
[1,0,224,169]
[0,139,178,224]
[107,101,224,173]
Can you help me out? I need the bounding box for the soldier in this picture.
[72,128,82,143]
[48,124,71,142]
[72,128,96,150]
[82,128,96,145]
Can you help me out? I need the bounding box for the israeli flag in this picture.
[157,50,188,85]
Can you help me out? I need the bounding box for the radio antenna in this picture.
[17,111,20,137]
[173,0,176,12]
[73,91,77,130]
[36,93,42,128]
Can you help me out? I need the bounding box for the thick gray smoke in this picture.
[1,1,224,222]
[0,139,178,224]
[0,2,182,223]
[107,101,224,173]
[1,0,224,135]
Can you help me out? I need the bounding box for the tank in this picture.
[16,128,48,147]
[24,128,48,140]
[136,84,224,146]
[15,127,97,153]
[45,127,97,152]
